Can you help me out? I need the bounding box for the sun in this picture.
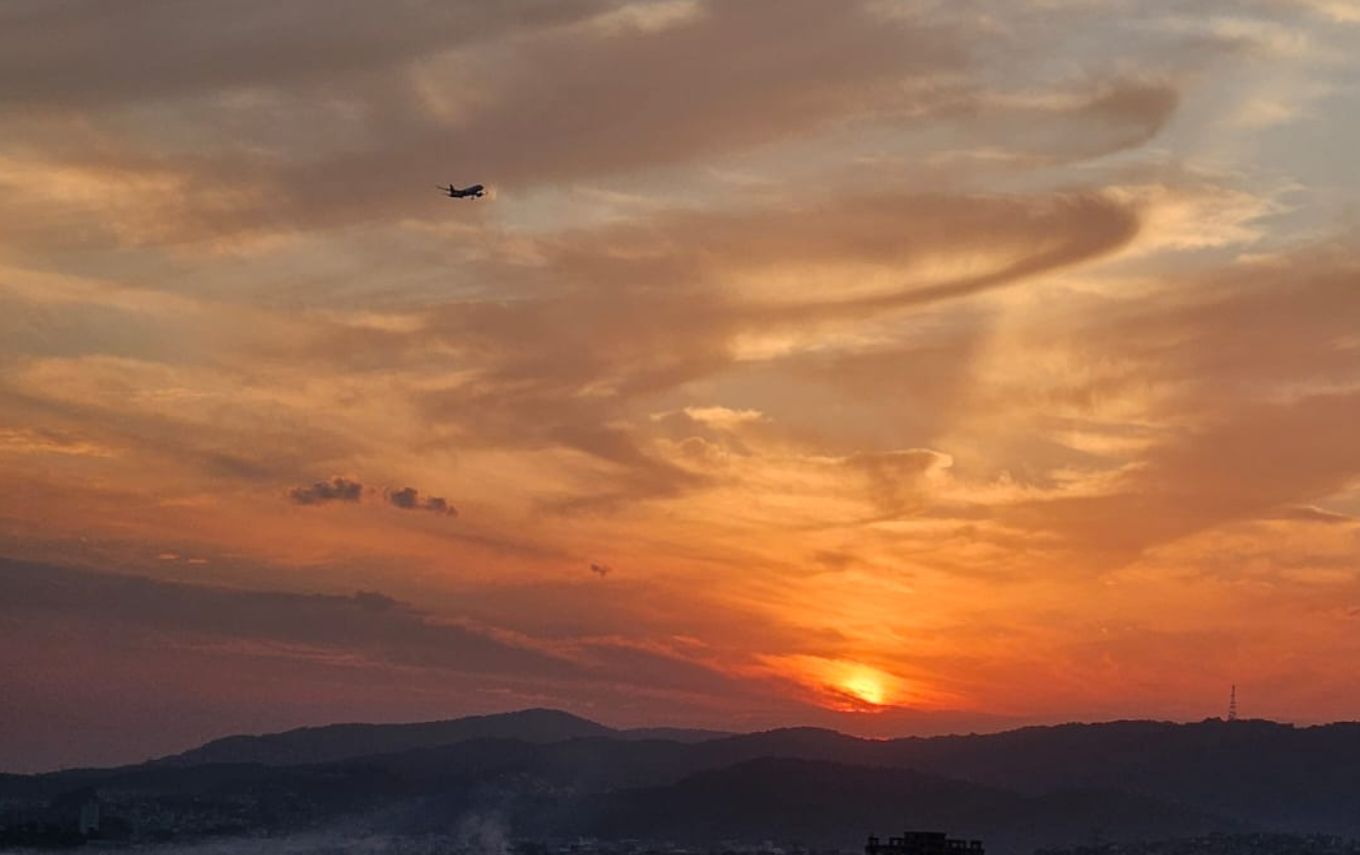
[761,654,907,711]
[842,673,886,706]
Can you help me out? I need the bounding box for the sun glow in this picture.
[842,671,886,706]
[765,654,904,711]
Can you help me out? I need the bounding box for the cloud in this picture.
[0,0,1194,257]
[0,558,782,771]
[0,0,977,245]
[0,558,566,678]
[1023,392,1360,554]
[0,355,362,493]
[2,559,765,704]
[0,426,116,458]
[422,496,457,516]
[0,0,612,107]
[351,589,406,613]
[288,477,364,505]
[960,80,1181,165]
[845,449,954,517]
[812,550,858,571]
[997,245,1360,559]
[285,478,457,517]
[256,0,969,223]
[1291,0,1360,23]
[1275,505,1358,524]
[358,188,1141,509]
[387,486,459,516]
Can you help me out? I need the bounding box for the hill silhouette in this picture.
[565,757,1237,851]
[154,707,614,767]
[6,709,1360,851]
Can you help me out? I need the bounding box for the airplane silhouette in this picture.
[439,183,485,199]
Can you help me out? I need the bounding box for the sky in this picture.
[1,0,1359,773]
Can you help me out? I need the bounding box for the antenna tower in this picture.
[1227,684,1238,721]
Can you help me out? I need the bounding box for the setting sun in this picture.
[841,672,886,707]
[768,655,905,711]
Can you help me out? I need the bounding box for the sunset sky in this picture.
[2,0,1359,773]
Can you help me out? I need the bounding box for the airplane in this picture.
[438,183,485,199]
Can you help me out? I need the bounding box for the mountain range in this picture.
[4,709,1358,853]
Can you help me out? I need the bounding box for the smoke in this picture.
[456,813,512,855]
[134,832,408,854]
[134,829,498,855]
[127,811,514,855]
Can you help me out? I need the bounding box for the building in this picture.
[0,788,102,848]
[50,787,101,837]
[77,798,101,836]
[867,831,984,855]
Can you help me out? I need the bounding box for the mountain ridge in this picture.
[8,709,1360,850]
[152,707,614,768]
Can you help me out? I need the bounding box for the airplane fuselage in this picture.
[443,183,485,199]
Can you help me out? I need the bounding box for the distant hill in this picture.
[619,726,732,743]
[29,748,1228,853]
[153,707,613,767]
[875,719,1360,836]
[565,757,1239,852]
[8,710,1360,849]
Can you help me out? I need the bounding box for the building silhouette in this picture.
[867,831,984,855]
[0,787,102,847]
